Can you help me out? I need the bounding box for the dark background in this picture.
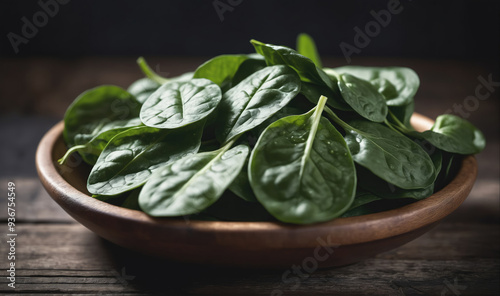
[0,0,498,60]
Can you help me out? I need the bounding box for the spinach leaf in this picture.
[139,144,249,216]
[87,123,203,196]
[342,190,382,214]
[411,114,486,155]
[193,54,249,86]
[140,78,222,129]
[228,157,257,202]
[59,120,142,165]
[231,56,267,86]
[357,165,435,200]
[337,73,388,122]
[127,78,161,104]
[301,81,352,111]
[251,39,335,89]
[329,66,420,106]
[252,40,355,112]
[63,85,142,149]
[357,143,442,200]
[127,71,195,104]
[215,65,301,144]
[296,33,322,68]
[327,110,436,189]
[389,101,415,128]
[249,96,356,224]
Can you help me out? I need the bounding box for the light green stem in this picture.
[58,145,86,165]
[136,57,169,85]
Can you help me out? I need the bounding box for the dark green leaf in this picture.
[127,78,161,104]
[139,144,249,216]
[59,121,142,165]
[140,79,221,129]
[340,119,436,189]
[337,73,388,122]
[301,81,352,111]
[228,158,257,202]
[63,85,142,148]
[231,57,267,86]
[249,96,356,224]
[330,66,420,106]
[215,65,301,144]
[87,123,203,196]
[411,114,486,154]
[251,39,335,89]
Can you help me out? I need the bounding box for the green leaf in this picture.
[296,33,322,68]
[339,119,436,189]
[389,101,415,128]
[337,73,388,122]
[231,56,267,86]
[356,165,435,200]
[412,114,486,154]
[343,190,382,212]
[139,144,249,216]
[215,65,301,144]
[63,85,142,149]
[228,158,257,202]
[127,78,161,104]
[300,82,352,111]
[251,39,335,89]
[249,96,356,224]
[329,66,420,106]
[87,123,203,196]
[140,78,221,129]
[193,54,249,86]
[59,121,142,165]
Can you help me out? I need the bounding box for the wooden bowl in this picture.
[36,113,477,268]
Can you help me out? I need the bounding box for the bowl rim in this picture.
[36,113,477,248]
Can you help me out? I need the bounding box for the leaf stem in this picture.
[299,95,328,178]
[384,119,402,134]
[388,110,413,131]
[324,105,354,132]
[58,144,86,165]
[136,57,169,85]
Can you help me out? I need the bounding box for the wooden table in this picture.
[0,57,498,295]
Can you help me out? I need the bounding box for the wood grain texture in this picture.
[0,223,498,295]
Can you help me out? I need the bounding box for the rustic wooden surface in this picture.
[0,57,498,295]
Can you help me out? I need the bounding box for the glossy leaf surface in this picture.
[87,124,203,195]
[337,73,388,122]
[215,65,301,144]
[140,79,221,129]
[342,119,436,189]
[63,85,142,148]
[249,96,356,224]
[331,66,420,106]
[139,144,249,216]
[193,54,249,86]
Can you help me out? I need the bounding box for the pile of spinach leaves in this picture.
[59,34,485,224]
